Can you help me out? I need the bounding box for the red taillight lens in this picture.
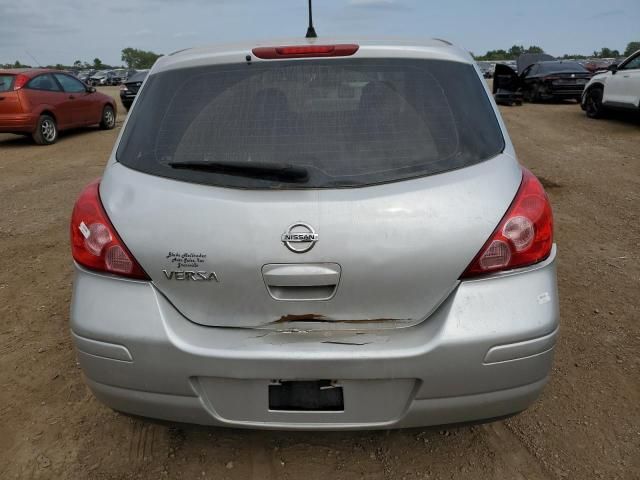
[70,179,149,280]
[13,74,29,90]
[461,168,553,278]
[252,44,359,59]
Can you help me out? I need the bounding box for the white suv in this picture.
[582,50,640,118]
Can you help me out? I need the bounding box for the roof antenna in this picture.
[25,50,42,67]
[305,0,317,38]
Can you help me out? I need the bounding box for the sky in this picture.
[1,0,638,66]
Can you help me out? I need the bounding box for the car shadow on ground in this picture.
[598,109,640,126]
[100,412,545,477]
[121,410,518,450]
[524,99,581,106]
[0,124,121,149]
[502,99,640,125]
[497,98,579,108]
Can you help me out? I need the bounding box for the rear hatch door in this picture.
[102,158,521,330]
[102,54,520,331]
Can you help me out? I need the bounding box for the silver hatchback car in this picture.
[70,38,558,430]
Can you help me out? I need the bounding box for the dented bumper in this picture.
[70,247,559,430]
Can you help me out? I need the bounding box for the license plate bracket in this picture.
[269,380,344,412]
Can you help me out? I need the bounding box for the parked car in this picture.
[477,61,494,78]
[0,69,117,144]
[582,59,614,74]
[495,54,592,102]
[493,61,524,106]
[88,70,108,86]
[87,70,121,86]
[119,69,148,110]
[581,50,640,118]
[105,72,121,86]
[77,70,95,84]
[111,69,127,85]
[69,38,558,429]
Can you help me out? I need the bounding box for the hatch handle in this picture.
[262,263,341,301]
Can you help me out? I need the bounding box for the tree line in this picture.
[2,48,163,71]
[473,41,640,61]
[4,42,640,70]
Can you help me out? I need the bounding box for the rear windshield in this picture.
[117,58,504,189]
[127,71,148,83]
[0,75,15,92]
[539,62,587,73]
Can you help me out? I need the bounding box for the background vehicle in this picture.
[111,69,127,85]
[495,56,592,102]
[477,61,494,78]
[582,50,640,118]
[582,59,615,74]
[493,61,525,106]
[119,69,148,110]
[77,70,95,84]
[88,70,108,86]
[69,39,558,430]
[0,69,117,145]
[88,70,122,86]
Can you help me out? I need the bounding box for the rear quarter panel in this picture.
[0,90,23,115]
[93,92,116,122]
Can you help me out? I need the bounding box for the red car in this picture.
[0,69,117,145]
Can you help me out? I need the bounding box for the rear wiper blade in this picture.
[168,160,309,182]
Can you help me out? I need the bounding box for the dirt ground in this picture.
[0,86,638,480]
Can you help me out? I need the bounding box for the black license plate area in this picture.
[269,380,344,412]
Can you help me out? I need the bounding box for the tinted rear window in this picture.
[126,71,148,83]
[117,58,504,189]
[538,62,587,73]
[0,75,15,92]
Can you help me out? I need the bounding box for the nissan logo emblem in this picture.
[281,222,318,253]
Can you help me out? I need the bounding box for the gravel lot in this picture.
[0,86,638,479]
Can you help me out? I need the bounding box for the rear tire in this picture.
[100,105,116,130]
[530,84,542,103]
[584,87,604,118]
[32,114,58,145]
[523,85,541,103]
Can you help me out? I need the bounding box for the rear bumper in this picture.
[495,90,523,105]
[546,85,586,98]
[119,93,136,109]
[70,248,559,430]
[0,113,36,133]
[84,376,548,429]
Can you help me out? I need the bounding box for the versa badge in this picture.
[162,270,219,282]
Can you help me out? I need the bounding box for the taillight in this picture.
[70,179,149,280]
[461,168,553,278]
[13,74,29,90]
[252,44,359,59]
